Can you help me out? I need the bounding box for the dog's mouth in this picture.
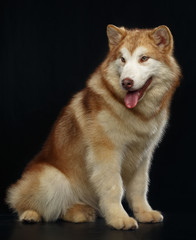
[125,77,153,109]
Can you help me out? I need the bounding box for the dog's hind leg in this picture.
[6,164,77,222]
[62,204,96,223]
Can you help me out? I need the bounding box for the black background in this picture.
[0,0,195,215]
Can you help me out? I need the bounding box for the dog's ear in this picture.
[107,25,126,49]
[151,25,173,53]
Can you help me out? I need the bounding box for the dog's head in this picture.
[105,25,180,109]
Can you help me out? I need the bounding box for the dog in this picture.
[6,24,181,230]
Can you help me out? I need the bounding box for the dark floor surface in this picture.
[0,212,195,240]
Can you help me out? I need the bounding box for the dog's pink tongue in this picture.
[125,91,139,109]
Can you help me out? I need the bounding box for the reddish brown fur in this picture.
[11,25,180,190]
[101,26,181,121]
[6,25,181,229]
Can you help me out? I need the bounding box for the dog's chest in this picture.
[97,109,167,148]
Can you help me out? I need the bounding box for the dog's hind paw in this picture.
[19,210,41,223]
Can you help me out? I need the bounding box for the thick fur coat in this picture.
[6,25,181,230]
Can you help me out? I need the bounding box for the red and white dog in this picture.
[6,25,181,230]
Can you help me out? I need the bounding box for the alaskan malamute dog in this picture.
[6,25,181,230]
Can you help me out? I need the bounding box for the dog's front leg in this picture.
[125,157,163,223]
[87,146,138,230]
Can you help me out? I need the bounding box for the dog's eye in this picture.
[120,57,126,63]
[140,56,149,63]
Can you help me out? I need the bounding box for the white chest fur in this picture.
[97,108,168,170]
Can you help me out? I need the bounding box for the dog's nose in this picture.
[122,78,134,91]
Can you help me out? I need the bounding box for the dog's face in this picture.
[116,46,159,91]
[106,25,179,108]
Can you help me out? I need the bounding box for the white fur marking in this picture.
[117,47,162,90]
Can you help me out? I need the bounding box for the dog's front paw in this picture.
[134,210,163,223]
[107,216,138,230]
